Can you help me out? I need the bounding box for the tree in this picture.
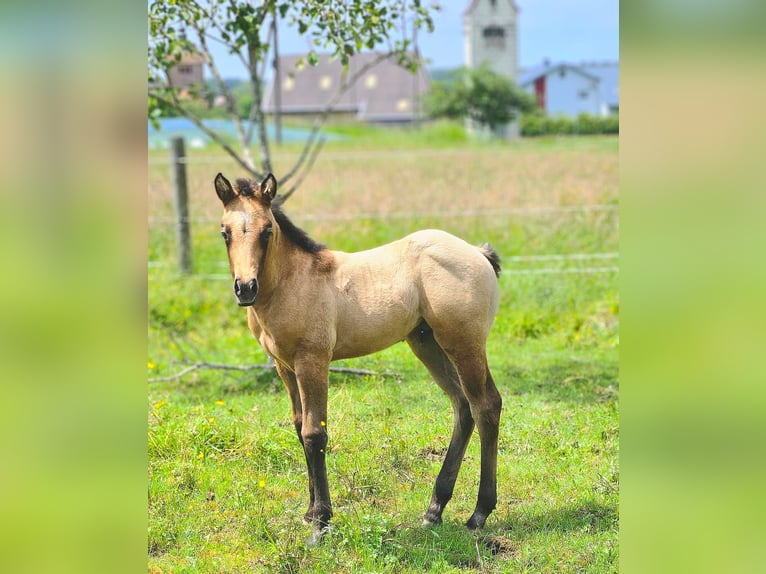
[424,65,536,133]
[149,0,436,198]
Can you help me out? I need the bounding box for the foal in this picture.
[214,172,503,545]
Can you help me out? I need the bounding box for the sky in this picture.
[209,0,619,79]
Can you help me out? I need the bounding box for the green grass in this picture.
[148,130,618,572]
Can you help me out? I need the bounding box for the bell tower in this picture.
[464,0,519,82]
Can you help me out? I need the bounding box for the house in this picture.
[581,61,619,115]
[262,52,429,124]
[167,52,205,92]
[519,60,619,117]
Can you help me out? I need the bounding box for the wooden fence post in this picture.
[171,136,193,274]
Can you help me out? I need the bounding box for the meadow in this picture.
[148,125,619,573]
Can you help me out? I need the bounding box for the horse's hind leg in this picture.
[423,311,502,530]
[406,322,475,526]
[442,345,502,530]
[466,366,502,529]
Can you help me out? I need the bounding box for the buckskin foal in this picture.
[214,172,503,545]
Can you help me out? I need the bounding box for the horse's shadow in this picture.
[492,499,617,538]
[381,500,617,568]
[501,356,619,405]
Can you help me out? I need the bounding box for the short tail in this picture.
[479,243,501,277]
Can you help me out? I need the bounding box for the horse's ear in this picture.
[214,173,236,205]
[260,173,277,204]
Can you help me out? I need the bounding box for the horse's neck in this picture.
[259,231,310,295]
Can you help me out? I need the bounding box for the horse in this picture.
[214,172,503,545]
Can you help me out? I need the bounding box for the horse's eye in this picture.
[259,225,272,249]
[221,230,230,244]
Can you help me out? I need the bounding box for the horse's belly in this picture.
[332,312,418,360]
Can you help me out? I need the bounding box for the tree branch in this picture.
[148,362,272,382]
[247,37,273,174]
[279,135,326,201]
[150,87,262,179]
[148,361,395,383]
[244,21,275,148]
[189,17,256,171]
[150,1,436,192]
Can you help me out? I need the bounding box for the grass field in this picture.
[148,125,619,573]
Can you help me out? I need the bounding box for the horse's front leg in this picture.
[274,361,317,522]
[294,355,332,546]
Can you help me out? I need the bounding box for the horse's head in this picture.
[214,172,277,306]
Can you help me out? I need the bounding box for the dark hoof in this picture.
[466,512,487,530]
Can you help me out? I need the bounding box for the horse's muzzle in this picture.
[234,277,258,306]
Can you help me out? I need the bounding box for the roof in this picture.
[263,52,429,122]
[518,62,601,87]
[180,53,206,64]
[163,52,205,66]
[464,0,520,17]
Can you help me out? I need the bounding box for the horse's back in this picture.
[328,230,498,358]
[404,229,498,284]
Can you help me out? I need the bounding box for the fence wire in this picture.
[149,253,620,277]
[148,203,618,225]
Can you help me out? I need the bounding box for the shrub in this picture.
[602,114,619,134]
[575,113,601,134]
[548,116,573,135]
[520,114,544,137]
[521,112,619,137]
[425,65,536,133]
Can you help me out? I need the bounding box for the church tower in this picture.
[464,0,519,82]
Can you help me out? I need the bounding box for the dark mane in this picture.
[235,178,256,197]
[272,196,326,255]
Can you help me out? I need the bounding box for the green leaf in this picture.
[307,50,319,66]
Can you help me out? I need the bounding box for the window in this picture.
[483,26,504,39]
[177,65,192,75]
[483,26,505,49]
[578,89,589,100]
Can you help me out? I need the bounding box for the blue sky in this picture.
[210,0,618,78]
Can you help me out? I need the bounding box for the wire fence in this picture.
[148,203,617,226]
[148,252,619,277]
[147,142,616,166]
[149,205,619,276]
[179,267,620,280]
[150,144,619,277]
